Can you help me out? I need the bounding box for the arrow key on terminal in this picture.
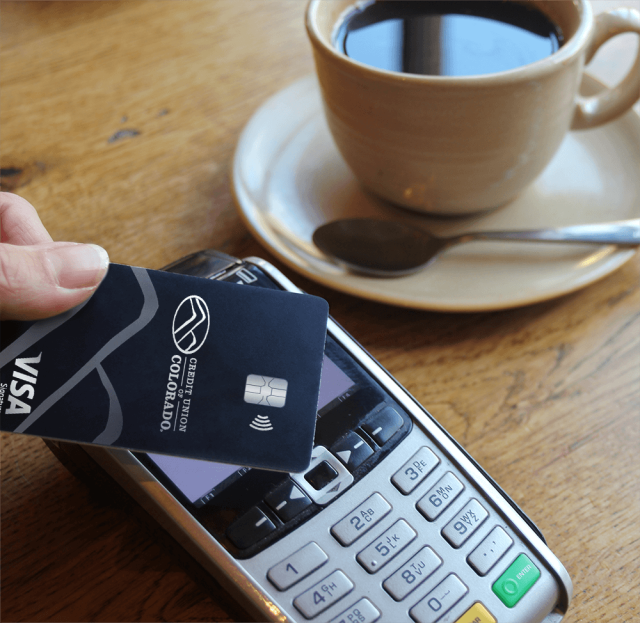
[265,480,312,523]
[361,405,404,446]
[305,460,339,491]
[291,446,355,506]
[331,431,374,471]
[226,506,276,550]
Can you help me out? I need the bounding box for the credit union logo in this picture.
[172,295,210,354]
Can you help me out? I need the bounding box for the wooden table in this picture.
[1,1,638,621]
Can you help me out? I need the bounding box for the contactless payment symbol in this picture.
[249,415,273,432]
[244,375,288,408]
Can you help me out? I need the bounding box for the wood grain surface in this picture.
[1,1,639,622]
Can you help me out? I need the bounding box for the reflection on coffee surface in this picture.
[334,0,564,76]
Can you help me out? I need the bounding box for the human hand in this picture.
[0,192,109,321]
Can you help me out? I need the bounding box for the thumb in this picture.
[0,241,109,321]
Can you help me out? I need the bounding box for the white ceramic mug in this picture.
[306,0,640,215]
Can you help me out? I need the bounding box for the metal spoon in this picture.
[312,218,640,277]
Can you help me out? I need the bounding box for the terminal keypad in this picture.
[265,436,544,622]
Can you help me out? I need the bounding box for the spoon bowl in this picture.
[312,218,640,277]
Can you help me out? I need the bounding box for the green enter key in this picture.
[492,554,541,607]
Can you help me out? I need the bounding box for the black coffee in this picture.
[335,1,563,76]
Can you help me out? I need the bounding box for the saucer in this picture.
[232,75,640,311]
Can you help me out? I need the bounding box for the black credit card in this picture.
[0,264,329,473]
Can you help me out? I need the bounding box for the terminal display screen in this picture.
[147,353,355,504]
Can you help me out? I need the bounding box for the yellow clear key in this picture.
[454,602,496,623]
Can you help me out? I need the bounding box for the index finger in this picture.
[0,192,54,245]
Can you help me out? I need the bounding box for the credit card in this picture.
[0,264,329,473]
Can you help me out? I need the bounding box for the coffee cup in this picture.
[305,0,640,215]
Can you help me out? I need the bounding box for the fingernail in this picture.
[47,243,110,290]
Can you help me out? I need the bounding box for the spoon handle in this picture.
[468,219,640,246]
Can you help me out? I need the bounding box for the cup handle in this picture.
[571,8,640,130]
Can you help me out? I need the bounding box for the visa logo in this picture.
[4,354,41,416]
